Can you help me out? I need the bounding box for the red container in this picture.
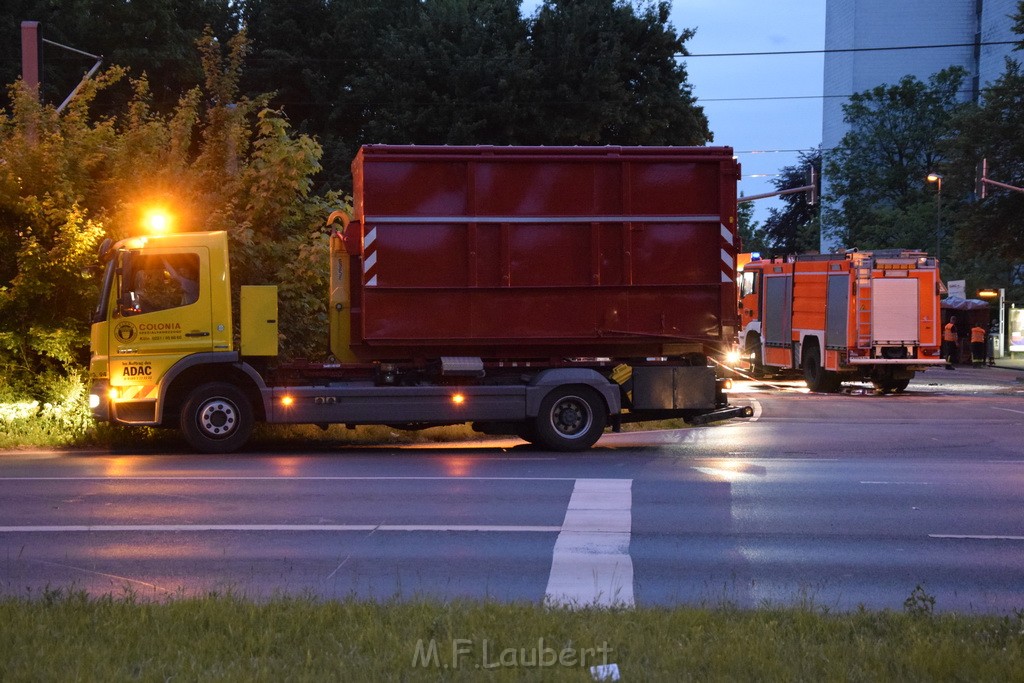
[344,145,741,361]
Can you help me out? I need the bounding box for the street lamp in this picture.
[926,173,942,263]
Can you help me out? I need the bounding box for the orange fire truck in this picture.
[737,250,945,393]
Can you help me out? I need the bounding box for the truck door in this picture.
[110,248,214,362]
[738,267,761,331]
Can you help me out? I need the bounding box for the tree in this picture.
[6,0,711,194]
[239,0,333,132]
[0,0,238,114]
[758,149,822,257]
[527,0,709,145]
[346,0,710,147]
[0,76,121,398]
[0,29,337,404]
[354,0,534,144]
[736,197,767,255]
[942,6,1024,298]
[823,68,968,253]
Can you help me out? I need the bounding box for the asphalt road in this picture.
[2,365,1023,613]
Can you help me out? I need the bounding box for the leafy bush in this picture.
[0,30,343,448]
[0,373,94,448]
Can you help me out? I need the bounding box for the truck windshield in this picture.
[91,259,116,324]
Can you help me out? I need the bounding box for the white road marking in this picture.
[4,477,640,608]
[929,534,1024,541]
[0,476,576,482]
[27,558,172,593]
[693,467,756,481]
[993,407,1024,416]
[747,397,762,421]
[0,524,561,533]
[860,481,933,485]
[545,479,633,608]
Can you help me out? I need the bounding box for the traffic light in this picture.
[805,166,818,206]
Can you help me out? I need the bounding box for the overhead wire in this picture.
[680,39,1019,58]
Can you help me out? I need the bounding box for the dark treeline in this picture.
[1,0,710,190]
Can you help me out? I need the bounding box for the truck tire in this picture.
[180,382,254,453]
[802,346,840,393]
[873,378,911,394]
[534,386,607,451]
[746,334,765,378]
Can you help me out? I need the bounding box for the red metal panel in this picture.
[347,145,739,361]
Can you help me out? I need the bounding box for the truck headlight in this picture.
[725,349,742,365]
[89,393,101,409]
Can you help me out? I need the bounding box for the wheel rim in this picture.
[196,397,239,439]
[549,395,593,439]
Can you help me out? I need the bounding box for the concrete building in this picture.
[820,0,1019,250]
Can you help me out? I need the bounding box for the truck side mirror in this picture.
[97,237,113,262]
[119,290,142,316]
[116,250,140,316]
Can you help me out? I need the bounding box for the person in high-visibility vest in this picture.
[971,323,987,367]
[943,316,959,368]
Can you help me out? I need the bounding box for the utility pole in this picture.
[20,21,42,142]
[736,166,818,205]
[927,173,942,263]
[977,159,1024,197]
[19,20,103,113]
[20,21,42,95]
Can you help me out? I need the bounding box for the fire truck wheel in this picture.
[534,386,607,451]
[873,378,910,394]
[802,346,840,393]
[748,338,765,378]
[180,382,254,453]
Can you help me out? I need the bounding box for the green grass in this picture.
[0,590,1021,681]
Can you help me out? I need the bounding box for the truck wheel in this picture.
[873,378,911,394]
[534,386,607,451]
[802,346,840,393]
[180,382,253,453]
[747,335,765,378]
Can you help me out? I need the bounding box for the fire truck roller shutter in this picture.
[872,278,920,344]
[764,275,793,346]
[825,274,849,348]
